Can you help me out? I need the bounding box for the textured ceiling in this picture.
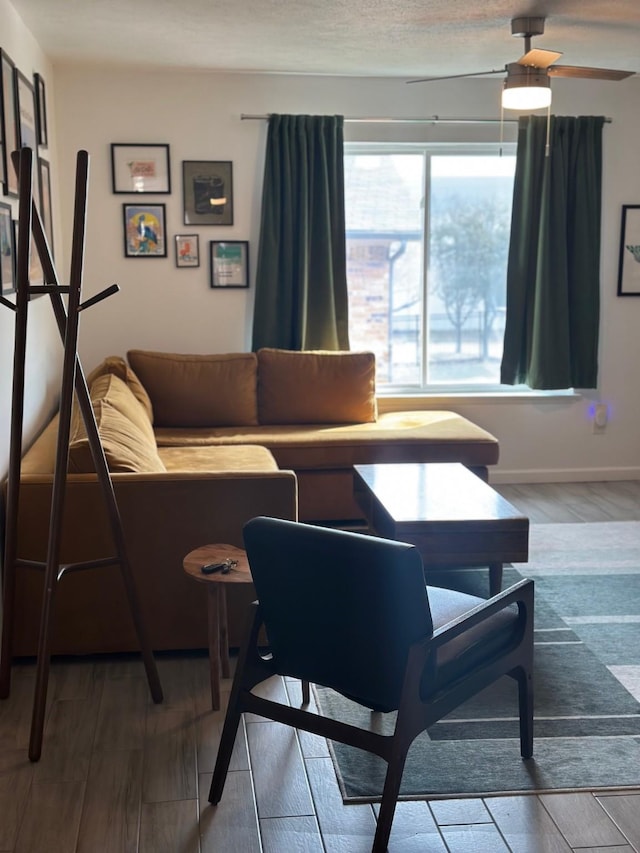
[9,0,640,78]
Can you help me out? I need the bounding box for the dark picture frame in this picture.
[111,143,171,194]
[183,160,233,226]
[0,201,15,293]
[0,49,18,196]
[38,156,53,254]
[14,69,37,151]
[34,72,47,147]
[617,205,640,296]
[13,218,44,288]
[175,234,200,268]
[209,240,249,288]
[123,203,167,258]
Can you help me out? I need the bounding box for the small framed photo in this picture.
[38,157,53,254]
[175,234,200,268]
[111,143,171,194]
[618,205,640,296]
[13,218,44,288]
[0,202,15,294]
[123,203,167,258]
[14,69,37,151]
[34,72,47,147]
[183,160,233,226]
[1,51,19,196]
[210,240,249,289]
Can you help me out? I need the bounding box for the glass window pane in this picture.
[345,147,515,392]
[427,155,515,386]
[345,153,424,385]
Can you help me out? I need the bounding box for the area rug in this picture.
[314,521,640,801]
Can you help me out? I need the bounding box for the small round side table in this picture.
[182,543,252,710]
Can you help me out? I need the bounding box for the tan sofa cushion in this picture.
[153,410,500,470]
[127,350,259,428]
[257,348,377,425]
[68,373,165,473]
[159,444,280,472]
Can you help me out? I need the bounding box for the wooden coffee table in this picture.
[182,543,252,710]
[354,463,529,595]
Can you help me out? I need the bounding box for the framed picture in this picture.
[38,156,53,254]
[0,201,14,293]
[617,205,640,296]
[175,234,199,268]
[0,49,18,196]
[183,160,233,226]
[14,69,37,151]
[209,240,249,288]
[111,143,171,194]
[34,72,47,147]
[123,203,167,257]
[13,218,44,288]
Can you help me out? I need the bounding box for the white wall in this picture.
[51,65,640,483]
[0,0,62,477]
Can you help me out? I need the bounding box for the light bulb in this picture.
[502,85,552,110]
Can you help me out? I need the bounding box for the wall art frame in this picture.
[209,240,249,289]
[111,143,171,194]
[123,203,167,258]
[13,218,44,288]
[0,49,18,196]
[14,69,37,151]
[0,201,14,293]
[34,72,48,147]
[617,205,640,296]
[38,156,53,255]
[183,160,233,226]
[175,234,200,268]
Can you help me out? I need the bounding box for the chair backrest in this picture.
[243,516,433,711]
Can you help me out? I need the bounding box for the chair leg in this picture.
[371,748,408,852]
[208,694,243,804]
[301,680,310,705]
[516,665,534,759]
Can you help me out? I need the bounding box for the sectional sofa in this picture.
[10,348,499,656]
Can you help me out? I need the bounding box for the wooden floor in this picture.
[1,481,640,852]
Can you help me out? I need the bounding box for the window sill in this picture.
[376,389,580,412]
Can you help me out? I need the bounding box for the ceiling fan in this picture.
[408,17,635,110]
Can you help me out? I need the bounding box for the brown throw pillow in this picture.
[68,373,165,473]
[86,355,153,421]
[257,348,377,425]
[127,350,259,427]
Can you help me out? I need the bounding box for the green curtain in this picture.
[251,114,350,351]
[501,115,605,389]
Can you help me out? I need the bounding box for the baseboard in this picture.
[489,466,640,485]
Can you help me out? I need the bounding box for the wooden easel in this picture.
[0,148,163,762]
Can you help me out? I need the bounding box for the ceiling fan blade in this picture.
[407,69,504,84]
[518,48,563,69]
[547,65,635,80]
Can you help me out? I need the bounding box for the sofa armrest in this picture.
[12,471,298,654]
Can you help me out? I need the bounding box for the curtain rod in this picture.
[241,113,612,125]
[241,114,516,125]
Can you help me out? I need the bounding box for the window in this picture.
[344,144,516,392]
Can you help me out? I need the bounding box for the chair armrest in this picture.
[427,578,534,651]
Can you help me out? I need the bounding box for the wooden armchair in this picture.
[208,517,534,852]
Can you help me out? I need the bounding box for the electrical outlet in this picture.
[593,403,608,434]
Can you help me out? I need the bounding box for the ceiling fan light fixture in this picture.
[502,63,552,110]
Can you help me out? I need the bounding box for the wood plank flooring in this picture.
[1,481,639,852]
